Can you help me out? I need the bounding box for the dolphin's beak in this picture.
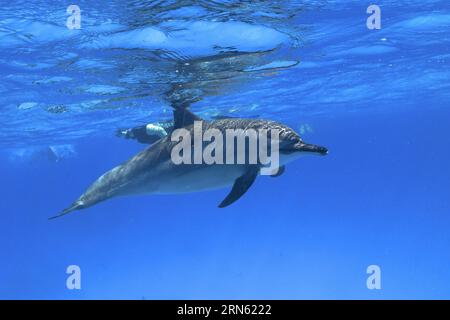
[297,142,328,156]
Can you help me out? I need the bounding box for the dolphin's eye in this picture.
[287,132,301,143]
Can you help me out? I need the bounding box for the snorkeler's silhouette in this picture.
[116,114,255,144]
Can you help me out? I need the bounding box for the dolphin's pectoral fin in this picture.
[218,167,259,208]
[270,165,285,178]
[173,107,203,129]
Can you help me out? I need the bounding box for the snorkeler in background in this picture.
[116,115,256,145]
[116,121,173,144]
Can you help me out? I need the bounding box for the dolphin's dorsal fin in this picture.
[173,108,203,129]
[218,166,259,208]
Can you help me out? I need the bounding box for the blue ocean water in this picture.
[1,0,450,299]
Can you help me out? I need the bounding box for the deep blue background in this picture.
[1,106,449,299]
[1,0,450,299]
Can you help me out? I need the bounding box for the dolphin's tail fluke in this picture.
[48,200,84,220]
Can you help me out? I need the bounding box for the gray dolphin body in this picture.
[52,110,327,219]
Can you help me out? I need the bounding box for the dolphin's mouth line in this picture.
[298,143,328,155]
[280,143,328,155]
